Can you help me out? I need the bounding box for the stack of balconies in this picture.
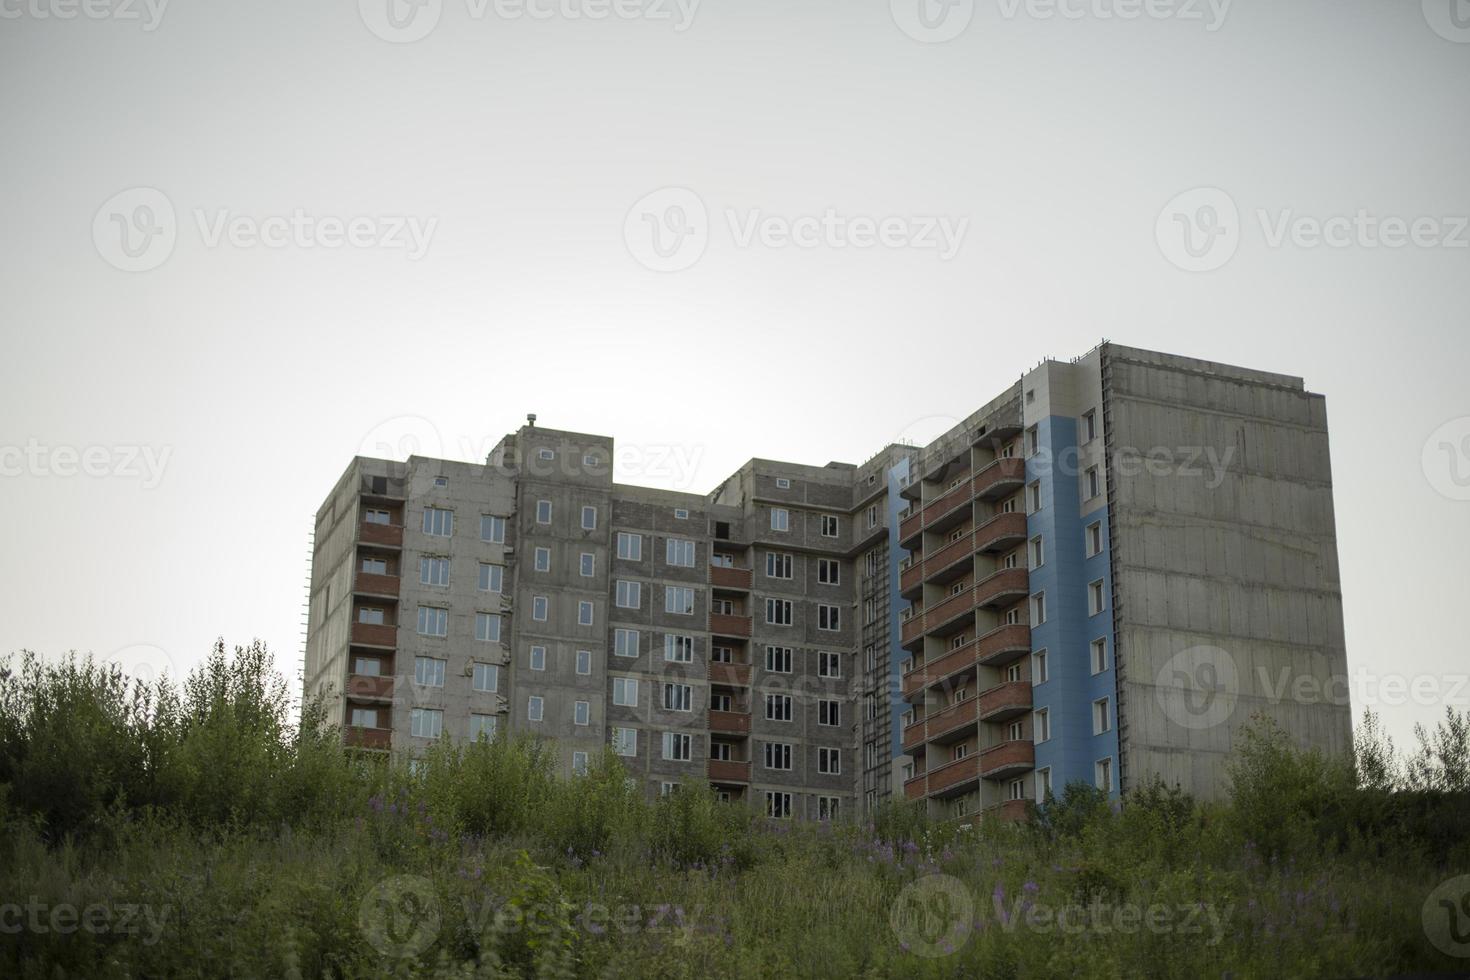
[346,495,403,751]
[707,556,754,796]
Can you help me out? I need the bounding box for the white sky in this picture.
[1,0,1467,750]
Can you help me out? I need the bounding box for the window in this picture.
[536,500,553,524]
[574,700,590,726]
[538,448,555,461]
[818,651,841,678]
[1091,638,1109,674]
[1030,592,1046,626]
[664,634,693,663]
[416,606,448,637]
[364,508,390,525]
[1024,425,1039,457]
[361,556,387,575]
[766,791,792,819]
[711,552,734,568]
[472,662,499,693]
[765,598,792,626]
[579,553,595,577]
[765,552,793,579]
[614,628,639,658]
[478,563,503,593]
[612,727,637,757]
[819,699,840,726]
[665,587,695,615]
[529,646,546,671]
[578,601,594,626]
[712,644,733,663]
[419,556,450,586]
[710,742,731,761]
[776,477,791,489]
[422,507,453,537]
[615,580,641,609]
[1032,650,1048,685]
[1036,767,1053,801]
[1028,536,1044,569]
[581,506,597,530]
[818,797,841,821]
[1007,720,1024,741]
[820,514,839,537]
[572,751,589,775]
[534,547,551,572]
[1096,757,1113,793]
[410,708,443,738]
[470,714,496,741]
[1007,662,1023,683]
[1093,697,1111,735]
[354,656,382,676]
[1035,708,1051,743]
[351,706,378,727]
[576,649,591,674]
[358,607,385,625]
[818,605,840,631]
[817,559,840,585]
[474,612,502,643]
[710,692,732,712]
[612,677,639,706]
[1089,579,1106,616]
[662,732,692,761]
[1008,778,1026,802]
[1086,521,1103,557]
[660,781,680,797]
[527,696,544,722]
[532,596,548,621]
[583,453,599,468]
[765,694,792,721]
[665,538,696,568]
[480,515,505,543]
[664,683,693,712]
[867,504,878,529]
[1026,481,1042,514]
[770,507,789,532]
[1085,466,1101,500]
[819,747,841,774]
[763,742,792,770]
[765,646,792,673]
[953,743,969,761]
[616,532,642,561]
[673,508,689,520]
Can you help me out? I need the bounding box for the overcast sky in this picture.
[1,0,1467,748]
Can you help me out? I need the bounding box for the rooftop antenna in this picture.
[526,413,537,428]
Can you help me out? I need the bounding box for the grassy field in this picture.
[2,643,1468,978]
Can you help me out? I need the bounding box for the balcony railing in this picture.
[707,759,752,783]
[708,662,752,686]
[709,613,752,638]
[345,726,391,751]
[354,571,401,597]
[977,680,1032,722]
[359,522,404,548]
[710,566,753,591]
[708,709,751,734]
[974,511,1029,554]
[900,586,977,646]
[979,739,1035,779]
[346,673,395,700]
[900,636,980,700]
[975,624,1032,667]
[899,474,976,544]
[973,456,1026,500]
[985,798,1032,823]
[350,621,397,648]
[926,753,983,796]
[974,567,1029,610]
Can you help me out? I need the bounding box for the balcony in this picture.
[707,759,751,784]
[708,662,752,686]
[900,534,975,600]
[903,771,927,801]
[900,636,980,700]
[926,753,983,797]
[900,586,976,648]
[350,621,397,648]
[708,709,751,735]
[985,799,1032,823]
[898,475,977,546]
[710,566,753,591]
[359,522,404,548]
[975,624,1032,667]
[973,456,1026,501]
[979,740,1035,780]
[346,673,395,701]
[977,680,1032,722]
[921,697,981,744]
[709,613,752,638]
[974,511,1029,554]
[345,726,391,751]
[354,571,400,598]
[974,567,1029,610]
[901,717,926,754]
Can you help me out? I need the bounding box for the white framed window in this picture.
[1093,697,1111,735]
[1091,637,1109,674]
[612,676,638,706]
[1030,592,1046,626]
[660,781,680,797]
[363,508,391,526]
[472,662,499,693]
[664,586,695,615]
[673,508,689,520]
[1085,466,1101,501]
[663,683,693,712]
[419,556,450,586]
[1026,481,1042,514]
[770,507,789,532]
[354,656,382,677]
[574,700,591,726]
[360,556,388,575]
[765,694,792,721]
[529,645,546,671]
[665,537,696,568]
[662,731,692,761]
[583,453,599,468]
[578,601,594,626]
[358,607,385,625]
[474,612,502,643]
[480,515,505,543]
[820,514,839,537]
[422,507,453,537]
[1034,707,1051,743]
[581,506,597,530]
[1086,521,1103,557]
[614,628,639,658]
[532,595,548,621]
[1036,767,1053,801]
[534,547,551,572]
[763,742,792,770]
[818,796,839,820]
[817,651,841,678]
[765,552,792,579]
[580,553,595,577]
[537,448,555,461]
[410,707,443,738]
[576,649,592,674]
[572,751,589,775]
[527,696,544,722]
[616,532,642,561]
[867,503,878,529]
[953,743,969,761]
[664,634,694,663]
[478,563,503,593]
[1082,409,1097,443]
[416,606,448,637]
[765,598,792,626]
[819,747,841,774]
[817,604,840,631]
[765,791,792,819]
[775,477,791,489]
[765,645,792,673]
[1096,757,1113,793]
[470,713,496,741]
[1032,649,1048,685]
[536,500,553,524]
[616,580,641,609]
[817,559,840,585]
[819,699,840,726]
[1088,579,1106,616]
[414,656,446,687]
[1028,536,1044,569]
[612,727,637,757]
[1008,778,1026,801]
